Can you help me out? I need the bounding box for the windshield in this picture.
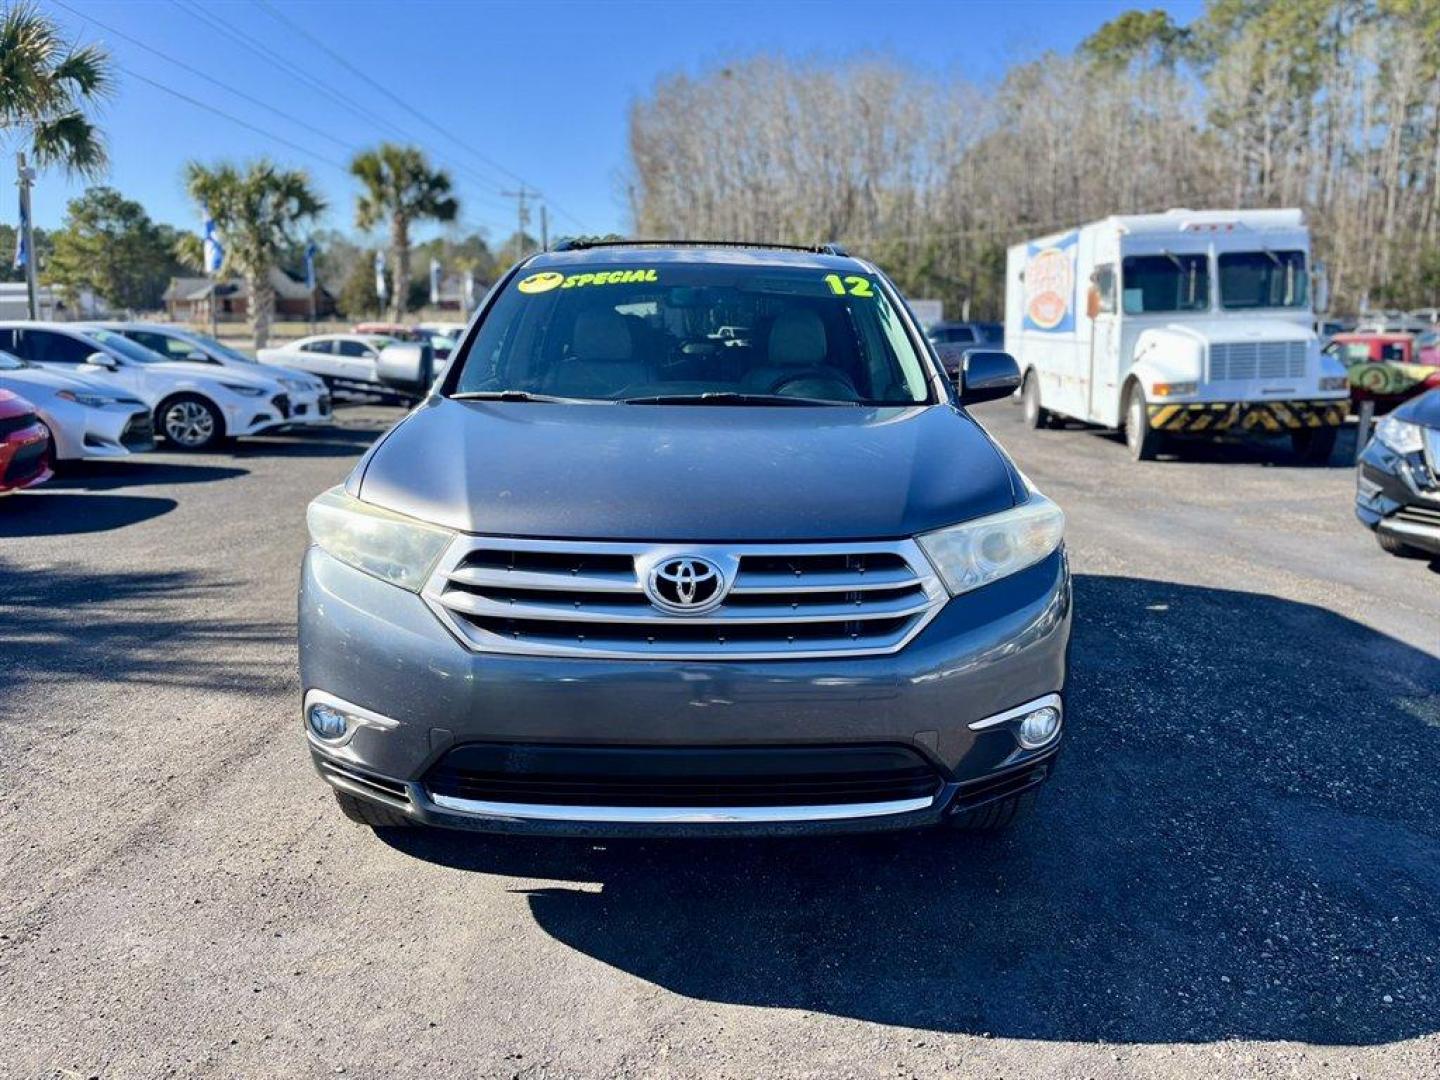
[1219,250,1308,310]
[85,328,167,364]
[186,332,256,364]
[450,262,934,405]
[1121,254,1209,314]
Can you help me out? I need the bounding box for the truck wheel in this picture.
[1124,384,1163,461]
[946,789,1037,832]
[1021,371,1051,429]
[1291,426,1338,465]
[333,790,413,828]
[1377,531,1427,559]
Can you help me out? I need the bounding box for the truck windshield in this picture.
[1121,254,1209,314]
[1219,251,1308,309]
[450,263,934,405]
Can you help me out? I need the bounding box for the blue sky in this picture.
[34,0,1202,245]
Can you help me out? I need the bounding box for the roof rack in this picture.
[549,238,849,257]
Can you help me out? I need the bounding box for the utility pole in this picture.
[540,205,549,251]
[500,185,538,257]
[15,153,39,320]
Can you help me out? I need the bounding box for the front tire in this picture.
[1021,371,1051,429]
[1377,531,1428,559]
[1291,426,1338,465]
[333,790,413,828]
[157,394,225,451]
[1124,383,1163,461]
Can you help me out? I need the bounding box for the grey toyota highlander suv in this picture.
[300,241,1071,837]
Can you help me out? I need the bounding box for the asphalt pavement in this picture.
[1,402,1438,1079]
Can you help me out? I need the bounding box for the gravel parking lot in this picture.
[2,402,1437,1079]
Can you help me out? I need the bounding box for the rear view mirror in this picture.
[86,351,119,371]
[375,342,435,396]
[959,349,1021,406]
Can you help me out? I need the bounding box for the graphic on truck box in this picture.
[1023,232,1077,333]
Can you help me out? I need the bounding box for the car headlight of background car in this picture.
[307,487,455,592]
[221,383,268,398]
[1374,414,1425,455]
[917,495,1065,596]
[56,389,125,409]
[280,377,312,392]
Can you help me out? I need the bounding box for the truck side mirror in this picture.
[959,349,1021,405]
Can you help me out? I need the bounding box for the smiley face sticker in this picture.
[517,271,565,294]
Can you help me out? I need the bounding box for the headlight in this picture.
[306,487,454,592]
[220,382,267,397]
[56,389,119,408]
[280,377,309,391]
[917,495,1065,596]
[1374,415,1425,455]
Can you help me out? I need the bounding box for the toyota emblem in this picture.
[646,556,727,614]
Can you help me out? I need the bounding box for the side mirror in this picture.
[959,349,1021,405]
[86,351,119,370]
[374,342,435,396]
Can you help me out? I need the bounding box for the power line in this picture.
[52,0,353,156]
[256,0,587,231]
[118,66,350,174]
[169,0,517,221]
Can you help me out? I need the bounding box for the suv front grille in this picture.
[1209,340,1306,382]
[422,538,947,659]
[424,743,942,808]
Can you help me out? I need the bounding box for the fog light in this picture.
[1016,706,1062,749]
[308,702,350,741]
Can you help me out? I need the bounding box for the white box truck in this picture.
[1004,208,1350,461]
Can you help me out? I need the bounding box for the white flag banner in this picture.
[429,258,441,306]
[374,250,388,303]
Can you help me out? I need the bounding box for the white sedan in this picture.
[92,322,333,426]
[0,322,295,451]
[257,334,397,388]
[0,348,154,460]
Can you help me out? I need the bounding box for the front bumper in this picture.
[1356,432,1440,556]
[41,401,152,460]
[1148,398,1348,434]
[299,545,1072,836]
[0,418,53,493]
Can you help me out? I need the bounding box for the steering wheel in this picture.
[768,370,858,401]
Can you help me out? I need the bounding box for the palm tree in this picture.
[0,2,111,177]
[350,144,457,320]
[184,160,324,349]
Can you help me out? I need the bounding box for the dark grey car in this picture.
[299,242,1071,837]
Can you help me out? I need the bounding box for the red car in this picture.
[1325,332,1440,414]
[0,387,53,495]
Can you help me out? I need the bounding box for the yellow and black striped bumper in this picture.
[1147,399,1348,434]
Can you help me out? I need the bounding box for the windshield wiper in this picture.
[620,392,857,406]
[450,390,598,404]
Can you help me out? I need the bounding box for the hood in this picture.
[356,400,1019,541]
[150,360,280,388]
[1396,387,1440,429]
[1157,317,1315,347]
[0,365,135,398]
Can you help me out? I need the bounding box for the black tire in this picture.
[1124,383,1163,461]
[333,790,413,828]
[946,789,1038,832]
[1291,426,1338,465]
[1020,371,1051,429]
[156,393,225,451]
[1377,531,1428,559]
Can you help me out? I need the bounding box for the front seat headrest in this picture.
[767,309,828,367]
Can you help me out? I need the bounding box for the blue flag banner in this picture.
[202,208,225,274]
[374,250,388,302]
[13,193,28,270]
[1021,231,1078,334]
[304,241,318,291]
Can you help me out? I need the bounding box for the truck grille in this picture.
[1209,340,1307,382]
[422,537,948,660]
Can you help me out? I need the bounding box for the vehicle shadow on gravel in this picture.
[0,492,177,536]
[382,574,1440,1047]
[45,460,248,490]
[0,558,293,701]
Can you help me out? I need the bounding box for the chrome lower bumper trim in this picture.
[427,792,936,824]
